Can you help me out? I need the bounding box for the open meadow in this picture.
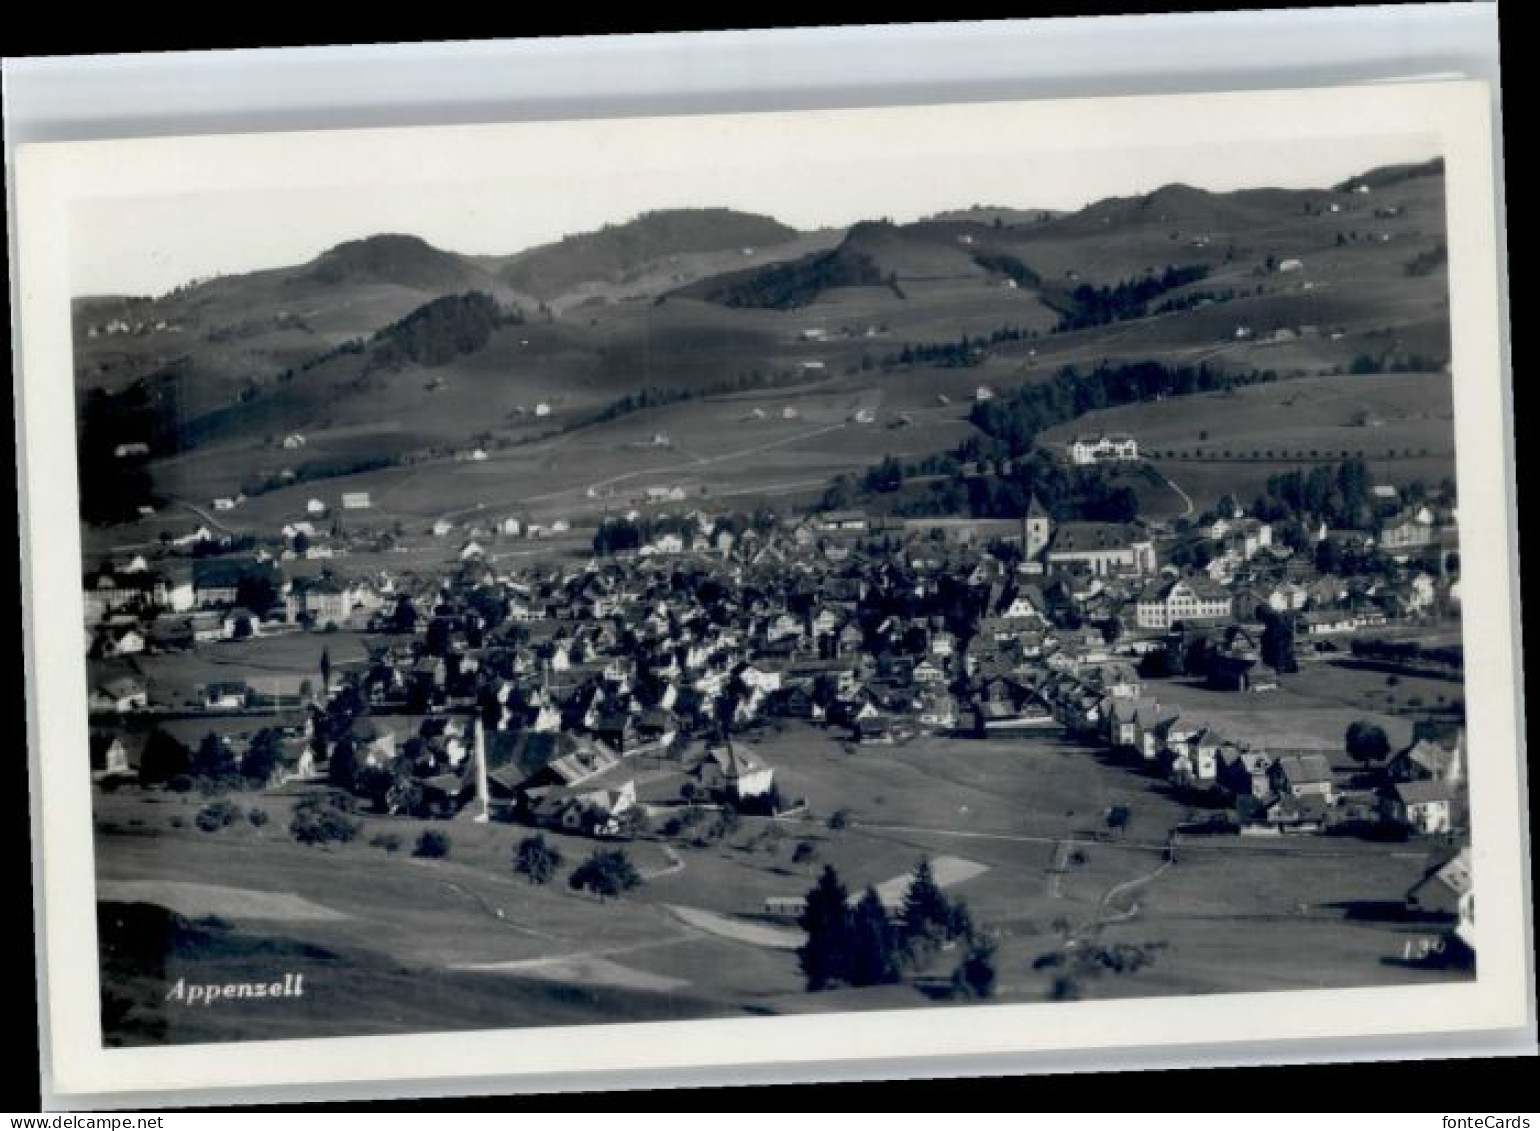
[93,720,1467,1044]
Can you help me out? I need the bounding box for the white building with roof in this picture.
[1069,433,1139,466]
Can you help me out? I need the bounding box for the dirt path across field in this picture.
[663,904,802,950]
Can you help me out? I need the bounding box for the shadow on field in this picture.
[1319,899,1450,924]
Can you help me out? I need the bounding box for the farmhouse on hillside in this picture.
[1068,433,1139,466]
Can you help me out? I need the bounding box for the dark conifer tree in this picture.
[798,865,853,991]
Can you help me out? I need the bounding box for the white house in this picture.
[341,492,372,510]
[1383,782,1455,835]
[697,744,775,800]
[1068,433,1139,466]
[90,677,148,713]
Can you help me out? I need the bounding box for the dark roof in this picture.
[1275,753,1333,784]
[1050,523,1144,553]
[193,558,275,589]
[1392,781,1454,805]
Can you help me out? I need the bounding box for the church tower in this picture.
[1024,493,1053,563]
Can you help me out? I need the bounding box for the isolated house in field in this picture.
[341,492,372,511]
[202,681,250,710]
[852,713,897,745]
[90,676,148,713]
[1068,433,1139,466]
[431,519,454,538]
[526,776,637,837]
[695,743,775,800]
[95,625,147,658]
[90,734,132,780]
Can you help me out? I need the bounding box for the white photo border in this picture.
[8,15,1531,1112]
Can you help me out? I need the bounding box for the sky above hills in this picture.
[68,104,1440,298]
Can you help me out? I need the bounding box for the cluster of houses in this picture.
[86,472,1465,854]
[988,662,1467,839]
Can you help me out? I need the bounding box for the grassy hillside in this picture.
[73,158,1452,538]
[493,208,803,302]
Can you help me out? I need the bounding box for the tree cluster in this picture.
[371,292,513,369]
[288,791,361,846]
[797,858,991,995]
[970,360,1270,459]
[1051,265,1210,331]
[568,848,643,901]
[1345,721,1391,767]
[703,244,890,310]
[1250,457,1375,531]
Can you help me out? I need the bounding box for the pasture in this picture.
[93,718,1466,1044]
[1135,674,1419,754]
[1039,372,1453,462]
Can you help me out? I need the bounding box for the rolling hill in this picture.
[71,158,1452,537]
[487,208,809,304]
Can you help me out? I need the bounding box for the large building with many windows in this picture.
[1134,576,1232,630]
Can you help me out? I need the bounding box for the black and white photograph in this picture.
[9,14,1532,1108]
